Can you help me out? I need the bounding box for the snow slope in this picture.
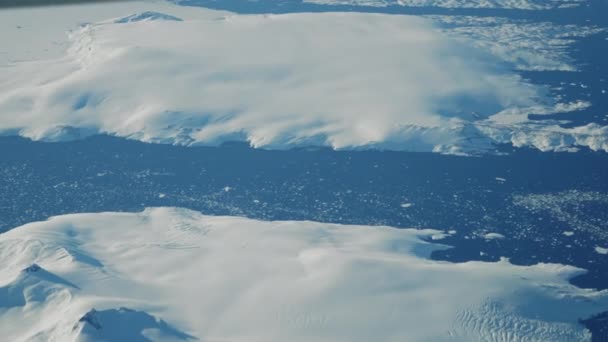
[0,207,606,341]
[0,1,606,153]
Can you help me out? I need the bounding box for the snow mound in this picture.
[114,11,183,24]
[0,207,607,341]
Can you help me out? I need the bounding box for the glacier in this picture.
[0,1,607,154]
[0,207,607,341]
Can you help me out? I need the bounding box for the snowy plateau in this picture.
[0,1,607,154]
[1,207,607,341]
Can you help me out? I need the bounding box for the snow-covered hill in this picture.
[0,207,606,341]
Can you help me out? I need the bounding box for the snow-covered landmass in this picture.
[0,207,606,341]
[0,1,606,154]
[297,0,586,10]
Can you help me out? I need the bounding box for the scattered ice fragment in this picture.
[430,233,446,240]
[484,232,506,240]
[595,246,608,255]
[400,203,414,208]
[158,193,166,199]
[495,177,506,182]
[448,230,457,235]
[563,231,574,236]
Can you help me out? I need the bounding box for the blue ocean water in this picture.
[1,135,607,288]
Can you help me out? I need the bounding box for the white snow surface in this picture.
[1,207,607,341]
[0,1,607,154]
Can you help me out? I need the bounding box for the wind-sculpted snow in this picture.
[0,2,606,154]
[0,207,606,341]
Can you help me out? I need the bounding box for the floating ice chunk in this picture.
[484,232,506,240]
[430,233,447,240]
[595,246,608,255]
